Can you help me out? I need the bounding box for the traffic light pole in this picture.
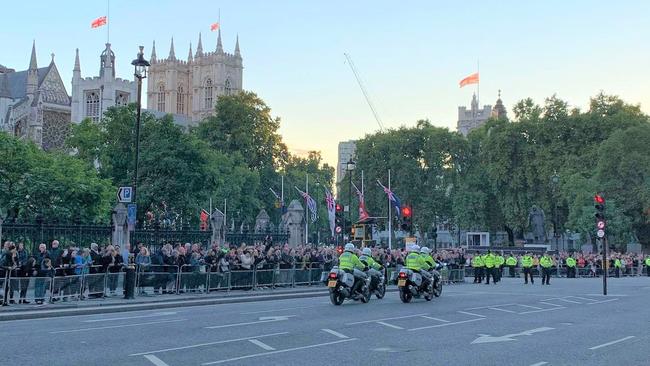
[602,237,608,296]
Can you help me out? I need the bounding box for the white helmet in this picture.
[409,245,420,252]
[344,243,355,252]
[362,247,372,256]
[420,246,430,254]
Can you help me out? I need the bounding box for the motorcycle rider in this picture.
[338,243,367,297]
[405,245,432,290]
[359,247,383,291]
[420,246,438,288]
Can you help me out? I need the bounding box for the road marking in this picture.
[83,311,177,323]
[409,317,484,331]
[143,354,170,366]
[421,316,450,323]
[321,328,349,339]
[201,338,357,365]
[129,332,289,356]
[457,311,486,318]
[519,307,565,315]
[50,319,187,334]
[566,296,599,303]
[241,305,323,315]
[529,362,548,366]
[466,303,517,310]
[539,302,564,308]
[377,321,404,330]
[589,336,635,350]
[471,327,555,344]
[584,293,628,297]
[556,298,582,304]
[205,315,295,329]
[587,298,619,305]
[347,313,427,325]
[488,307,518,313]
[517,304,543,310]
[249,339,276,351]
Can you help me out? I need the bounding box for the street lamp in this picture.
[345,158,356,242]
[131,46,150,215]
[551,170,560,251]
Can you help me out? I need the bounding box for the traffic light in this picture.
[400,205,412,232]
[594,194,606,239]
[335,203,343,227]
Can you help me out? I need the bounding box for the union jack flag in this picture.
[295,187,318,223]
[377,180,401,218]
[324,188,336,236]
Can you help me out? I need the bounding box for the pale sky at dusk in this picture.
[2,0,649,167]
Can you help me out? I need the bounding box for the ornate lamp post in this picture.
[130,46,150,213]
[345,159,356,242]
[551,171,560,251]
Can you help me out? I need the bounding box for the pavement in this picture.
[2,277,649,366]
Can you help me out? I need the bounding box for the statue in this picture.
[527,205,546,243]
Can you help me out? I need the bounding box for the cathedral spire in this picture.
[188,42,193,63]
[150,40,157,63]
[27,40,38,95]
[29,40,38,70]
[216,29,223,53]
[73,48,81,74]
[168,37,176,60]
[234,34,240,57]
[196,33,203,57]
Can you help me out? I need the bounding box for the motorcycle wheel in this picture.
[329,290,345,306]
[360,286,371,303]
[433,280,442,297]
[399,288,412,303]
[375,283,386,299]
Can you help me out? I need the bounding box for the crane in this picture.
[344,52,385,131]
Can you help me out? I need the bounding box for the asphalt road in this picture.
[2,277,649,366]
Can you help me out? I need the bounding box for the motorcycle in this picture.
[325,266,371,305]
[366,268,386,299]
[431,264,443,298]
[396,267,434,303]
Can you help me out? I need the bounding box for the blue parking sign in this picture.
[127,204,137,226]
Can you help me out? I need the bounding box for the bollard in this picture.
[123,264,136,300]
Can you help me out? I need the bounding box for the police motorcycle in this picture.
[325,244,372,305]
[421,247,443,298]
[359,247,386,299]
[394,245,434,303]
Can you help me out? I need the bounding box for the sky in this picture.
[2,0,649,169]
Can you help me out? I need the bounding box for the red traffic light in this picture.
[401,206,412,218]
[594,194,605,204]
[335,203,343,212]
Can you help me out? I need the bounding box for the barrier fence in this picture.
[464,265,649,279]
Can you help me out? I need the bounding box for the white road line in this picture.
[566,296,599,303]
[488,307,517,313]
[249,339,276,351]
[50,319,187,334]
[589,336,635,350]
[529,362,548,366]
[421,316,450,323]
[587,298,619,305]
[143,354,171,366]
[129,332,289,356]
[409,317,485,331]
[347,313,427,325]
[241,305,323,315]
[556,298,582,304]
[466,303,517,310]
[539,302,564,308]
[377,321,404,330]
[321,328,349,339]
[83,312,177,323]
[201,338,357,365]
[457,311,486,318]
[517,304,543,310]
[205,316,295,329]
[519,307,565,315]
[584,293,628,297]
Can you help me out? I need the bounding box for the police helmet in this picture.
[344,243,355,252]
[420,246,430,254]
[362,247,372,256]
[411,245,421,252]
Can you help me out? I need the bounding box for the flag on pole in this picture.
[295,187,318,223]
[351,182,370,222]
[200,209,209,231]
[459,72,479,88]
[324,188,336,237]
[377,180,401,218]
[210,22,220,31]
[91,16,107,29]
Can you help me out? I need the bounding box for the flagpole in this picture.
[476,59,480,107]
[388,169,392,250]
[281,175,284,213]
[107,0,110,43]
[209,197,212,221]
[224,199,227,235]
[305,174,309,244]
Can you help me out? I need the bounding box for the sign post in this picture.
[127,204,137,232]
[118,187,133,203]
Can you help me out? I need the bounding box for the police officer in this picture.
[495,252,505,282]
[522,252,534,284]
[472,251,484,284]
[405,245,431,289]
[359,247,383,290]
[566,255,577,278]
[506,253,517,278]
[420,247,436,270]
[614,256,622,278]
[338,243,367,296]
[645,256,650,277]
[540,252,553,285]
[484,250,496,285]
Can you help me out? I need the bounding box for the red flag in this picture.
[91,16,107,29]
[459,72,479,88]
[210,22,220,31]
[200,209,209,223]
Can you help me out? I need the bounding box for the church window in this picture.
[177,85,185,114]
[224,79,232,96]
[115,92,129,107]
[157,84,165,111]
[85,90,100,122]
[204,79,213,109]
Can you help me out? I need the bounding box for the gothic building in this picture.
[146,29,243,123]
[70,43,137,123]
[457,94,492,137]
[0,42,71,150]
